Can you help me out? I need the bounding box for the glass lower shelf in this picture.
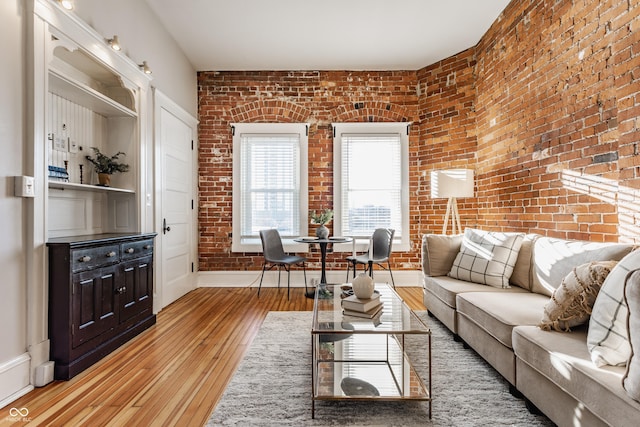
[314,360,429,400]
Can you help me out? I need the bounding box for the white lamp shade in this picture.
[431,169,474,199]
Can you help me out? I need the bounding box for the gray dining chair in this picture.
[258,229,307,299]
[345,228,395,288]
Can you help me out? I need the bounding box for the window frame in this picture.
[231,123,309,253]
[332,122,410,252]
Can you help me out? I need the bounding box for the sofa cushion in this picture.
[513,325,640,424]
[588,249,640,367]
[531,237,634,297]
[421,233,463,277]
[539,260,617,332]
[424,275,528,309]
[456,292,549,349]
[448,228,524,288]
[509,233,539,291]
[624,269,640,401]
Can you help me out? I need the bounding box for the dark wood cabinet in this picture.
[47,233,157,380]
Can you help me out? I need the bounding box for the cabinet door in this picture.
[120,256,153,324]
[72,266,119,348]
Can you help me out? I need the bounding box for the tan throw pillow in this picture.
[623,269,640,401]
[539,261,617,332]
[421,233,463,277]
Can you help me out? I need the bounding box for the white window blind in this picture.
[231,123,308,252]
[333,122,410,251]
[240,133,301,237]
[341,134,402,237]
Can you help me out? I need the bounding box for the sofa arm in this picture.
[421,233,463,277]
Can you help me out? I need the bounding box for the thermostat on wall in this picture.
[14,175,36,197]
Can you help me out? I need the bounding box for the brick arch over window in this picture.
[229,100,313,125]
[330,101,416,123]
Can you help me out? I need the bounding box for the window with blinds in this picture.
[333,123,410,251]
[232,123,308,252]
[240,134,300,237]
[340,134,402,237]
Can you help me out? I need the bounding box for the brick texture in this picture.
[198,71,419,272]
[473,0,640,243]
[198,0,640,274]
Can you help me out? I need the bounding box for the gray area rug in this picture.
[207,311,554,426]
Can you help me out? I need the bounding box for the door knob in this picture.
[163,218,171,234]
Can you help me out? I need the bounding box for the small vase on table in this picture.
[315,224,329,239]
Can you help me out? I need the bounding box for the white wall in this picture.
[0,0,197,407]
[0,0,30,407]
[73,0,197,117]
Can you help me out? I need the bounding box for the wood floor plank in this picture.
[2,286,425,426]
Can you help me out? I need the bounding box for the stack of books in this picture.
[341,291,383,319]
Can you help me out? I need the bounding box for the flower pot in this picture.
[98,173,112,187]
[315,224,329,239]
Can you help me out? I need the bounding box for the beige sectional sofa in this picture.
[422,232,640,426]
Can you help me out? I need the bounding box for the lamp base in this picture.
[442,197,462,235]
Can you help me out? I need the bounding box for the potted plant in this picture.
[85,147,129,187]
[310,208,333,239]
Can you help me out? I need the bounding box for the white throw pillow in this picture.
[588,249,640,367]
[448,228,524,288]
[623,269,640,401]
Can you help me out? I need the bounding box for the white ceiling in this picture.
[145,0,511,71]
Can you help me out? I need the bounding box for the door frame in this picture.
[153,89,198,312]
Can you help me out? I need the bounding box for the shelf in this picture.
[48,180,135,194]
[49,69,137,118]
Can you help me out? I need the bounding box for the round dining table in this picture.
[294,236,352,298]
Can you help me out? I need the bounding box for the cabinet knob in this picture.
[106,251,117,257]
[143,245,152,250]
[116,286,127,294]
[125,248,134,254]
[79,255,91,262]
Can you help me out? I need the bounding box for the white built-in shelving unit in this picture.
[36,1,152,238]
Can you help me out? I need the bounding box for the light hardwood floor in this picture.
[4,286,425,426]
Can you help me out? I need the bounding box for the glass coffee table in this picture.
[311,283,432,419]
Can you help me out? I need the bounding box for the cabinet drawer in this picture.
[121,239,154,260]
[71,245,120,273]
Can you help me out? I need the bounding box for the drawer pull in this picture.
[125,248,135,254]
[106,251,117,258]
[143,245,152,250]
[79,255,91,262]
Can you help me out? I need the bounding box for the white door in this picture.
[155,91,197,308]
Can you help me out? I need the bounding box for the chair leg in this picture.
[388,261,396,288]
[303,263,308,295]
[258,263,267,297]
[368,261,374,278]
[277,266,282,290]
[286,266,291,300]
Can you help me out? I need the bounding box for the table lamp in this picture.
[431,169,474,234]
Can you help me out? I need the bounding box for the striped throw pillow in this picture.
[588,249,640,367]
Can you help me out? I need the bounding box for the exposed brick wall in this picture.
[197,71,419,272]
[472,0,640,243]
[416,48,479,235]
[198,0,640,274]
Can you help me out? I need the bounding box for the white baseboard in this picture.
[197,269,422,288]
[0,353,33,409]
